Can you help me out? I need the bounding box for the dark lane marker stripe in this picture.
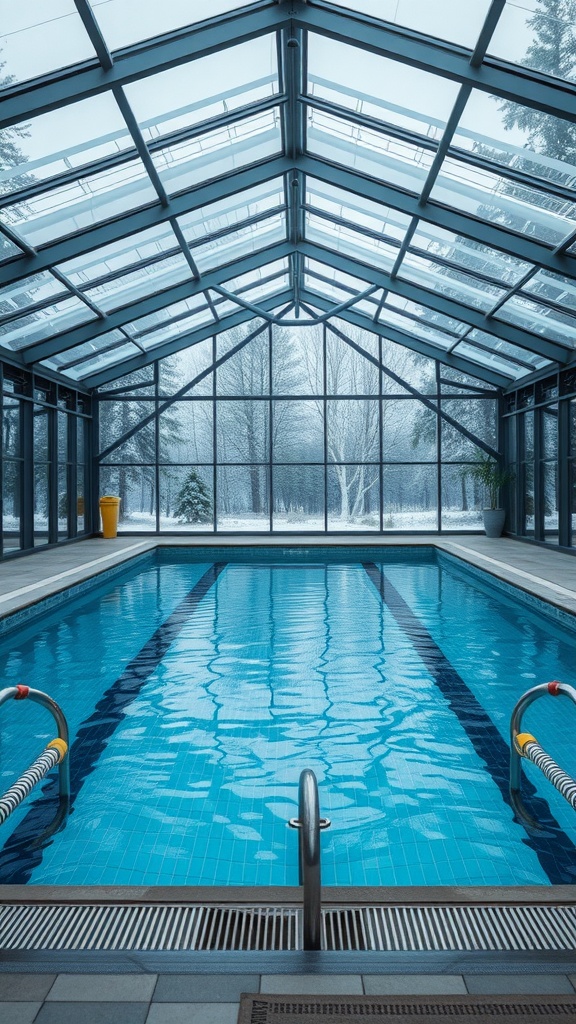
[0,562,226,883]
[363,562,576,884]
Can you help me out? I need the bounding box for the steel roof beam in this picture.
[0,4,288,128]
[302,288,510,389]
[84,289,292,389]
[22,242,293,364]
[300,156,576,282]
[0,158,293,287]
[296,2,576,123]
[298,239,571,364]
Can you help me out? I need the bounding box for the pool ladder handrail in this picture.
[510,680,576,830]
[289,769,330,950]
[0,685,70,838]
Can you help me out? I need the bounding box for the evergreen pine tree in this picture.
[499,0,576,165]
[174,469,212,523]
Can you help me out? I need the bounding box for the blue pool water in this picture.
[1,547,576,888]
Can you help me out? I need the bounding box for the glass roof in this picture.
[1,0,576,390]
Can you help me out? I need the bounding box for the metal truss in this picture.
[1,0,575,393]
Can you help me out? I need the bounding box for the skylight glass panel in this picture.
[306,179,411,242]
[451,340,523,379]
[465,329,550,369]
[308,109,433,192]
[398,253,505,312]
[65,343,141,379]
[522,269,576,310]
[151,109,281,196]
[222,259,289,295]
[488,1,576,84]
[305,258,375,304]
[56,224,180,285]
[210,295,242,318]
[0,296,96,352]
[0,159,158,248]
[409,223,532,286]
[191,212,285,273]
[125,36,278,141]
[431,157,576,247]
[306,211,397,271]
[233,274,291,305]
[0,235,23,262]
[0,272,65,315]
[495,294,576,347]
[178,180,284,245]
[0,1,96,87]
[383,294,468,339]
[88,0,265,51]
[453,92,576,191]
[41,331,127,372]
[0,96,133,199]
[325,0,492,47]
[308,36,458,136]
[83,254,192,312]
[124,296,213,345]
[380,304,454,349]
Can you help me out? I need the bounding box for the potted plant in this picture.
[468,455,515,538]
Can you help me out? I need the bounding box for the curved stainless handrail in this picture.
[289,769,330,950]
[510,680,576,829]
[0,685,70,838]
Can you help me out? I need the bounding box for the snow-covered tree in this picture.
[174,469,212,523]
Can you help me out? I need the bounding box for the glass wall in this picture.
[505,370,576,549]
[97,320,497,533]
[0,363,92,558]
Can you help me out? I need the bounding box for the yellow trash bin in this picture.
[99,495,121,539]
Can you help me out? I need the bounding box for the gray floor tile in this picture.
[36,1004,149,1024]
[47,973,157,1001]
[465,974,575,994]
[153,974,259,1002]
[0,975,55,1000]
[0,1004,42,1024]
[146,1003,239,1024]
[363,974,467,995]
[260,974,363,995]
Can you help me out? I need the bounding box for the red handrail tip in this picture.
[547,680,562,695]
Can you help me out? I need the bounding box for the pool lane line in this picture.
[363,562,576,885]
[0,561,226,884]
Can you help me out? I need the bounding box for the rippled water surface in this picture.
[1,549,576,887]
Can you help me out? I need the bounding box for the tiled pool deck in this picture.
[1,534,576,1012]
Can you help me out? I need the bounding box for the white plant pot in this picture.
[483,508,506,538]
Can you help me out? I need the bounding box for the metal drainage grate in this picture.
[1,903,576,952]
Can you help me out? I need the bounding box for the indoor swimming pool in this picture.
[0,547,575,889]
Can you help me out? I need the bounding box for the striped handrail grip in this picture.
[0,742,65,826]
[510,680,576,829]
[519,738,576,812]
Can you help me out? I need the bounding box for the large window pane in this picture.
[3,461,21,553]
[272,466,325,531]
[327,464,379,529]
[273,401,323,463]
[383,401,436,461]
[327,400,379,462]
[441,465,483,531]
[216,466,269,530]
[160,466,213,532]
[159,403,213,463]
[383,465,437,530]
[99,465,156,531]
[216,401,269,462]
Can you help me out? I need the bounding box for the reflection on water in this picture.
[1,559,576,887]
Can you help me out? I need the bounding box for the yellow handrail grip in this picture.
[47,738,68,760]
[515,732,537,753]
